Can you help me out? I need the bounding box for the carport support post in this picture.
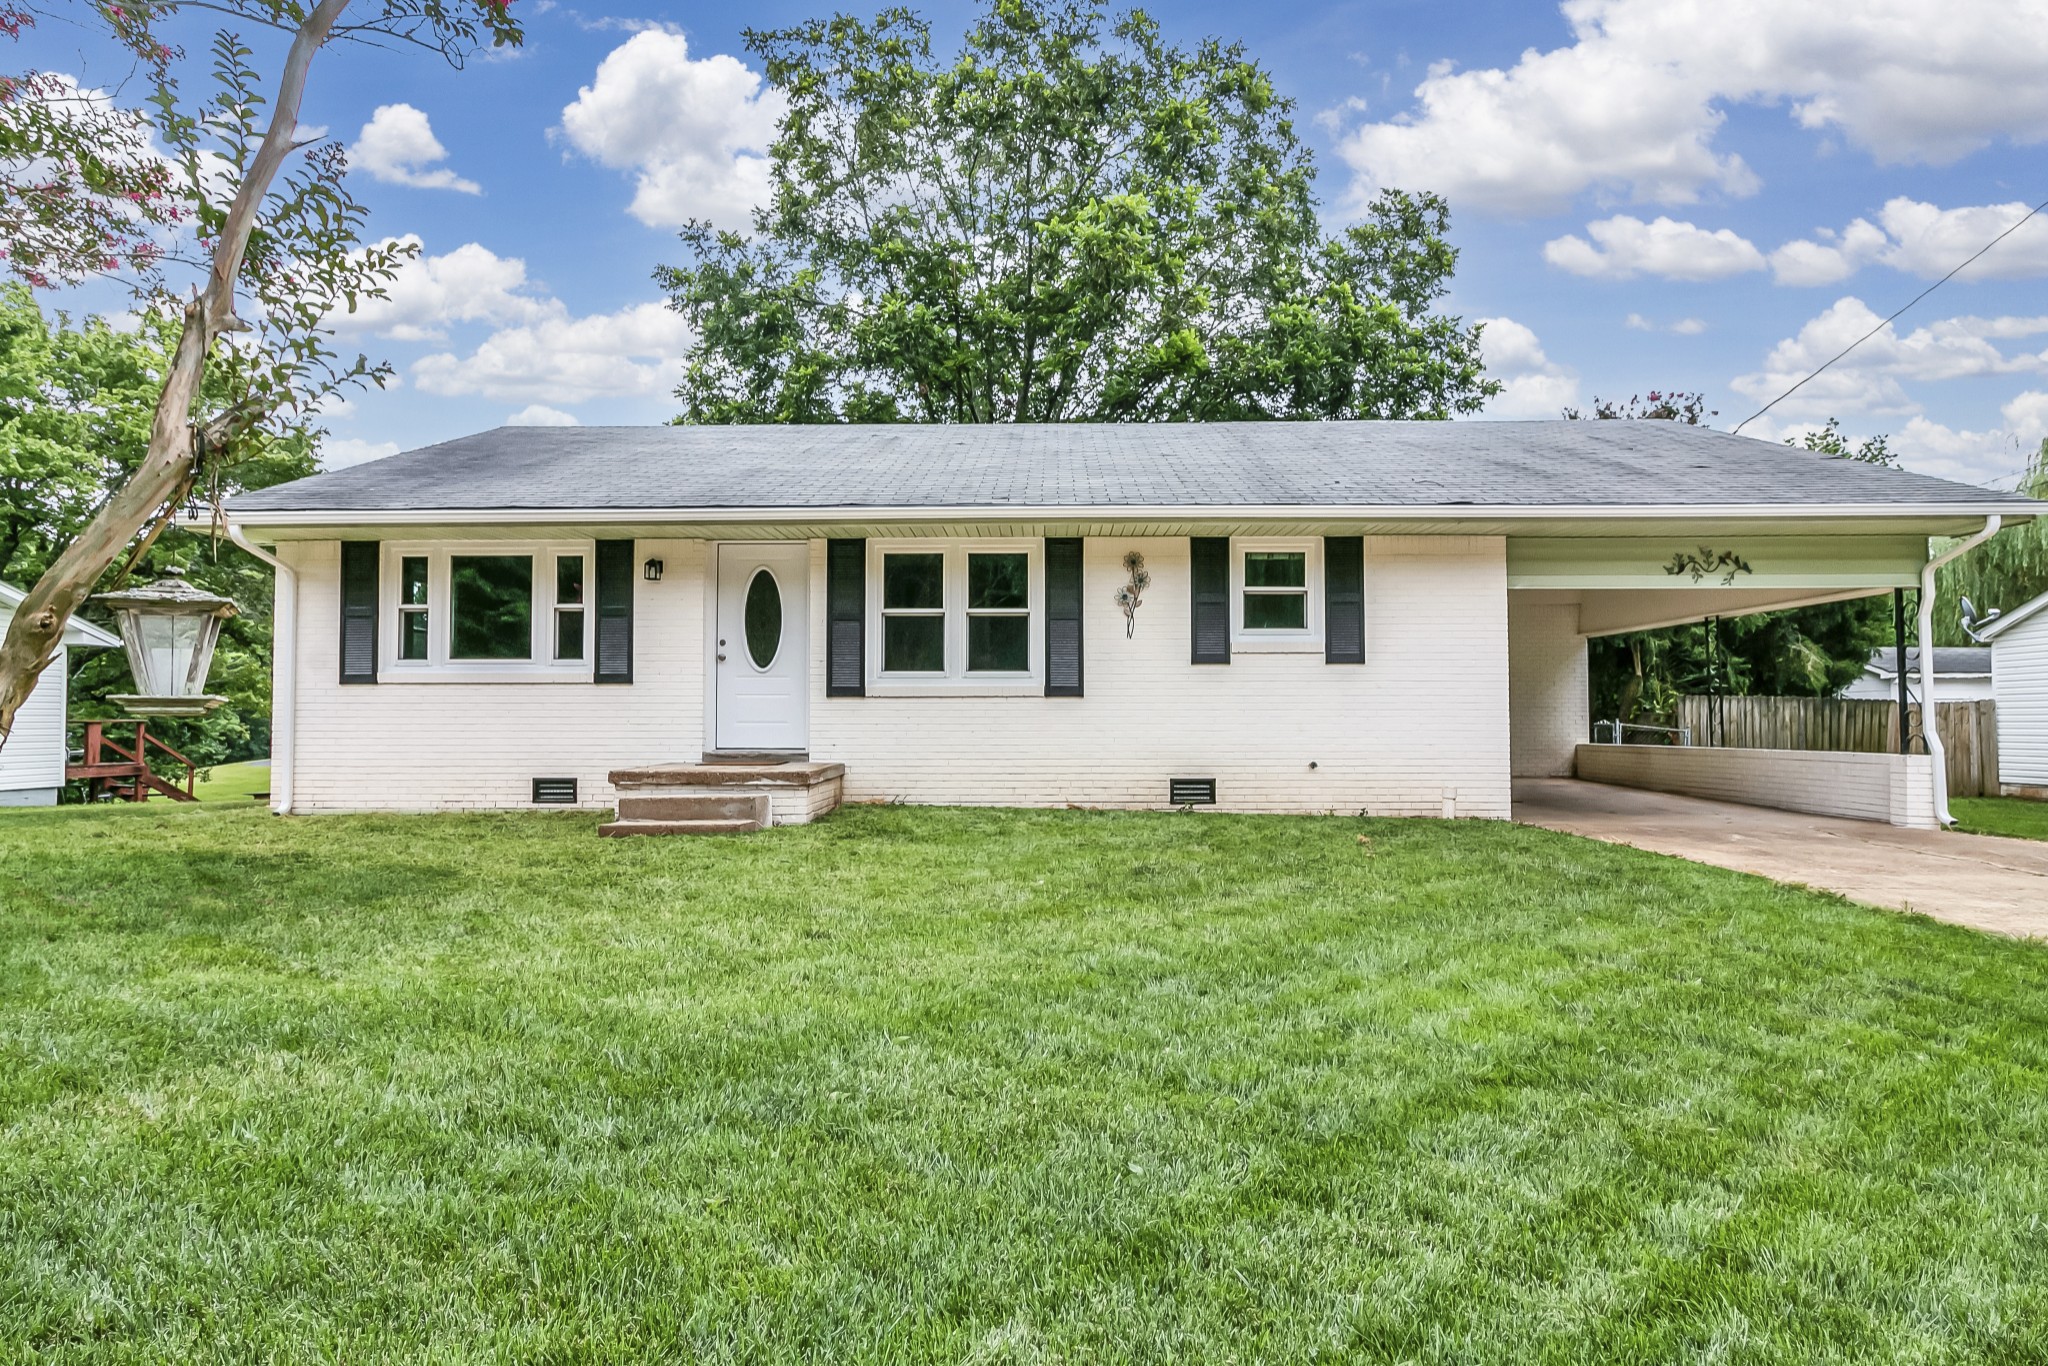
[1893,589,1910,754]
[1917,517,2002,826]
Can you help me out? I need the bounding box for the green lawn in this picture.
[193,758,271,804]
[3,804,2046,1362]
[1951,795,2048,842]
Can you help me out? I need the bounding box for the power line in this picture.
[1734,195,2048,434]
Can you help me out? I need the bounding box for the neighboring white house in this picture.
[0,581,122,806]
[1841,646,1996,702]
[1980,589,2048,798]
[218,422,2041,828]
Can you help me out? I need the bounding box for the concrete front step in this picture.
[616,792,771,824]
[598,817,762,838]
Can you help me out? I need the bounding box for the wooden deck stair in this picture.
[600,760,845,837]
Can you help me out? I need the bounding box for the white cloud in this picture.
[1332,0,2048,216]
[557,30,783,230]
[506,404,581,426]
[412,300,694,404]
[1476,316,1579,418]
[1624,312,1708,334]
[1731,297,2048,419]
[1772,198,2048,285]
[350,104,480,194]
[330,237,554,342]
[320,437,400,470]
[2001,390,2048,445]
[1543,215,1765,280]
[1670,317,1708,336]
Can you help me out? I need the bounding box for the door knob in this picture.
[717,652,727,662]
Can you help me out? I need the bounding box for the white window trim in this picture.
[1230,536,1322,653]
[379,541,595,683]
[865,538,1043,696]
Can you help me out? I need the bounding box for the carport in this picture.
[1504,512,2011,829]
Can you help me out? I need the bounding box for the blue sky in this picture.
[27,0,2048,487]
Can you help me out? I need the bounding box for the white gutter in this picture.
[1919,515,2000,827]
[227,524,296,816]
[217,500,2035,529]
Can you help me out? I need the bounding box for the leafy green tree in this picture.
[1938,437,2048,644]
[0,0,522,747]
[0,284,308,767]
[658,0,1496,425]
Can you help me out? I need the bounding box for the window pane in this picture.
[744,569,782,668]
[1243,591,1307,631]
[400,556,428,606]
[967,613,1029,672]
[555,608,584,661]
[555,555,584,606]
[883,553,944,610]
[449,555,532,659]
[400,610,429,661]
[968,553,1028,610]
[884,615,945,672]
[1244,551,1305,588]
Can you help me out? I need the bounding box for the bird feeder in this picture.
[94,568,239,717]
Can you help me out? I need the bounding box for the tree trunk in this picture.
[0,0,351,747]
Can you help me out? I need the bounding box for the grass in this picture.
[2,804,2046,1362]
[1951,795,2048,842]
[192,758,271,804]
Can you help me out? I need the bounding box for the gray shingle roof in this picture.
[229,421,2038,514]
[1866,647,1993,678]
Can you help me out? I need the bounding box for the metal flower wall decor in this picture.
[1664,546,1753,586]
[1114,551,1151,638]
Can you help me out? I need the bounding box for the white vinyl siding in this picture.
[1993,613,2048,790]
[0,644,67,802]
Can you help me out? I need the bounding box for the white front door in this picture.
[714,543,809,752]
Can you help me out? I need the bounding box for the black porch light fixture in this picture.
[642,557,664,582]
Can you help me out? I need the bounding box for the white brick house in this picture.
[220,422,2038,827]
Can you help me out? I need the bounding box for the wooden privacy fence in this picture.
[1670,696,2000,798]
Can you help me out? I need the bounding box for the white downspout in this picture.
[227,524,296,815]
[1918,515,2000,827]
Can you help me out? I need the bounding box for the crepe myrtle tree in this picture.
[0,0,521,746]
[658,0,1497,425]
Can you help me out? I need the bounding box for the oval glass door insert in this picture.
[744,568,782,669]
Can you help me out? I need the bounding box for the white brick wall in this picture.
[0,643,66,803]
[283,539,706,812]
[278,533,1513,818]
[810,535,1512,817]
[1575,743,1937,827]
[1507,598,1586,777]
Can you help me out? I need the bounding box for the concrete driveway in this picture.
[1514,778,2048,940]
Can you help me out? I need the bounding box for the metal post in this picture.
[1893,588,1912,754]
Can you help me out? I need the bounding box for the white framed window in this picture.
[1231,537,1322,652]
[866,539,1042,694]
[380,542,593,681]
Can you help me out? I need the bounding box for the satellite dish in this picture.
[1959,596,2002,643]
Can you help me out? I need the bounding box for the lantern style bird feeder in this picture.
[94,568,239,717]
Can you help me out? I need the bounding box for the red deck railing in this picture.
[66,719,198,803]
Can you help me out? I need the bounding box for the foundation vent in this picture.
[1169,777,1217,807]
[532,777,579,805]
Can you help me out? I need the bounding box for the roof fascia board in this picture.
[1980,588,2048,639]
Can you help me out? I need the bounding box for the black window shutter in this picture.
[339,541,378,684]
[1044,537,1083,696]
[827,538,865,696]
[594,540,634,684]
[1190,536,1230,664]
[1325,536,1365,664]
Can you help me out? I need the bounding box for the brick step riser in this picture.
[598,818,762,838]
[615,793,771,823]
